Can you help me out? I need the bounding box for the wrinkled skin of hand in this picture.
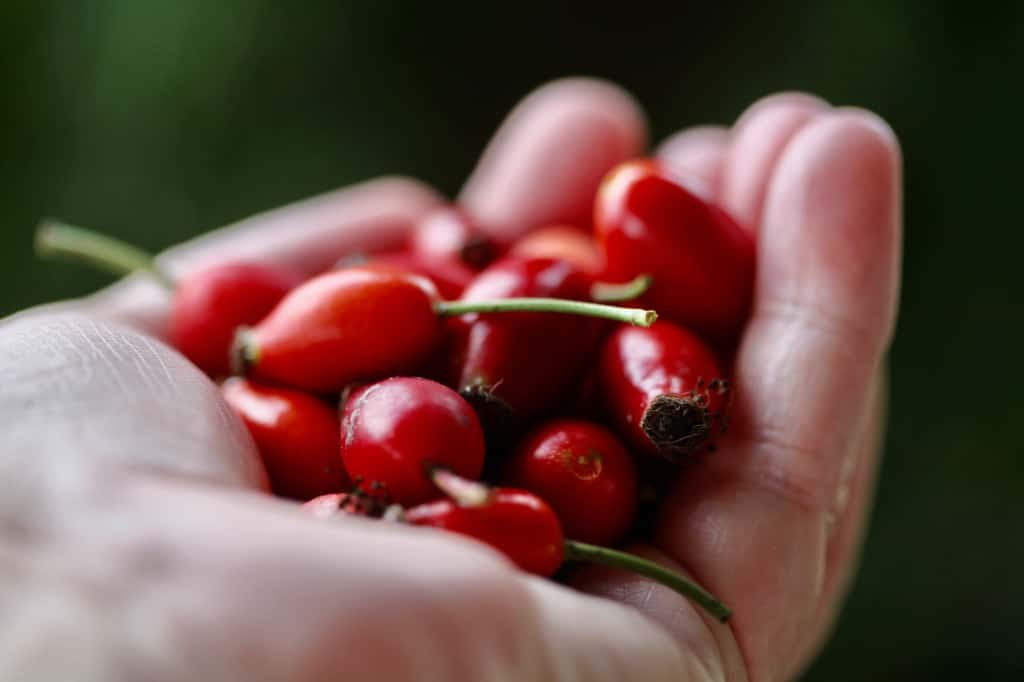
[0,80,900,681]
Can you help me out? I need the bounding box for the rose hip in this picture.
[235,264,654,394]
[599,320,731,461]
[35,221,299,377]
[340,377,486,505]
[406,479,565,576]
[595,159,755,340]
[235,267,443,393]
[505,419,638,545]
[171,263,300,376]
[409,206,503,270]
[409,471,732,621]
[221,377,349,500]
[447,256,608,425]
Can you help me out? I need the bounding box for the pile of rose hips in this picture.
[38,158,753,622]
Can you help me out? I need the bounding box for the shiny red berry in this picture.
[169,262,300,377]
[340,377,485,505]
[599,320,731,461]
[234,267,444,393]
[447,256,607,425]
[221,377,349,500]
[505,419,638,545]
[406,485,565,576]
[595,159,755,340]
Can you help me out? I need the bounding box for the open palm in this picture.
[0,79,900,681]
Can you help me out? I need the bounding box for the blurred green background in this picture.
[2,1,1021,678]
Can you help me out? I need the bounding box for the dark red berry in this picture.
[447,256,607,425]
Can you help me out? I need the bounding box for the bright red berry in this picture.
[235,264,650,395]
[221,377,349,500]
[406,484,565,576]
[595,159,755,340]
[234,267,444,393]
[408,206,503,270]
[169,262,300,377]
[505,419,638,545]
[340,377,486,505]
[599,320,731,461]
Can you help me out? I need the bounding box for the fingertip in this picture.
[732,91,830,129]
[459,77,648,239]
[655,126,730,195]
[722,93,830,229]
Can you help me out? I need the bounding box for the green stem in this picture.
[35,219,174,289]
[563,540,732,622]
[590,274,653,303]
[437,298,656,327]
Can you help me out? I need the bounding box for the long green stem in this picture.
[437,298,656,327]
[563,540,732,622]
[590,274,653,303]
[35,220,174,289]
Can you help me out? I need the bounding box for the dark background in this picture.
[2,1,1021,678]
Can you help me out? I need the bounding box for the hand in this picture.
[0,79,900,681]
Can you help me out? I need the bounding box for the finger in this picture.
[655,125,730,197]
[658,109,902,680]
[793,368,886,679]
[459,78,647,239]
[719,93,829,230]
[38,177,443,335]
[0,313,266,490]
[104,475,696,681]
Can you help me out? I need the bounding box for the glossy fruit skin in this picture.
[170,262,300,377]
[447,256,606,422]
[409,206,503,270]
[505,419,638,545]
[367,250,474,300]
[221,377,349,500]
[241,267,443,393]
[595,159,755,340]
[510,225,602,275]
[340,377,485,505]
[599,321,730,461]
[406,488,564,576]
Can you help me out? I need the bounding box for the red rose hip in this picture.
[171,262,300,376]
[595,159,755,340]
[599,320,732,461]
[406,484,565,576]
[505,419,638,545]
[340,377,486,505]
[221,377,349,500]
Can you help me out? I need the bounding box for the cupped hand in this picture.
[0,79,900,681]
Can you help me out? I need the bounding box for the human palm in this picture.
[0,79,900,681]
